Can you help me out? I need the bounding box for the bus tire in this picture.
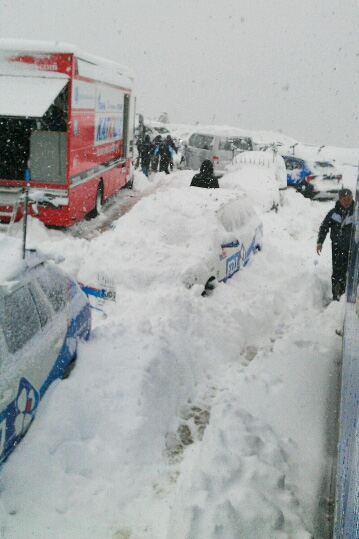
[94,182,103,217]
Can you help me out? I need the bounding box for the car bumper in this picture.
[312,190,339,201]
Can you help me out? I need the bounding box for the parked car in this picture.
[219,151,288,214]
[282,156,342,200]
[185,193,263,294]
[0,236,91,465]
[183,130,253,177]
[144,125,171,141]
[77,187,263,301]
[233,151,287,191]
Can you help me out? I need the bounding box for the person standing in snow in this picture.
[154,137,175,174]
[151,135,162,172]
[166,135,177,171]
[317,188,354,301]
[140,134,152,177]
[190,159,219,189]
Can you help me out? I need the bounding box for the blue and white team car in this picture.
[0,236,91,466]
[183,191,263,295]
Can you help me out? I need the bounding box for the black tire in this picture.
[202,277,216,297]
[61,357,77,379]
[94,183,103,217]
[124,177,134,189]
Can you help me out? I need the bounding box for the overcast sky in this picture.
[1,0,359,147]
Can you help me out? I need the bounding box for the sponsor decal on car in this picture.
[226,252,240,279]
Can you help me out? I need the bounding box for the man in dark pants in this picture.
[317,188,354,301]
[140,134,152,177]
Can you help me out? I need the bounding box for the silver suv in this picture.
[184,131,253,177]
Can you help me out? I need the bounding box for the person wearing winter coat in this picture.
[166,135,177,171]
[154,138,174,174]
[140,134,152,177]
[190,160,219,189]
[151,135,162,172]
[317,188,354,301]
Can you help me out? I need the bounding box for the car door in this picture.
[0,282,58,459]
[218,239,242,282]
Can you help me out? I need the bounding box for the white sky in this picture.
[1,1,359,145]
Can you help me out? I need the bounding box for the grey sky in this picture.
[1,0,359,147]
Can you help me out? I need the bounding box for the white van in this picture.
[183,130,253,177]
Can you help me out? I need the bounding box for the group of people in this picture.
[136,134,177,177]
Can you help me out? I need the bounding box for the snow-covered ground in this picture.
[0,135,358,538]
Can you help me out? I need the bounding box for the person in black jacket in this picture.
[190,160,219,189]
[140,134,152,177]
[317,188,354,300]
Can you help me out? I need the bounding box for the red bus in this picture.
[0,39,135,226]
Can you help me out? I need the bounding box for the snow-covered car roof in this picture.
[220,158,282,213]
[0,235,58,294]
[186,125,253,139]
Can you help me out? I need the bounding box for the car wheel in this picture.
[61,357,77,379]
[202,277,216,297]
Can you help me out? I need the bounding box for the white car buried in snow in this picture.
[0,236,91,465]
[77,186,263,303]
[182,192,263,294]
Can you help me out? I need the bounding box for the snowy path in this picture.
[0,174,346,538]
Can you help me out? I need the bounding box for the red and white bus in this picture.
[0,39,135,226]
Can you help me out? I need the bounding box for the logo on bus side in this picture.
[95,114,123,146]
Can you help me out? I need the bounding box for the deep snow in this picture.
[0,135,357,538]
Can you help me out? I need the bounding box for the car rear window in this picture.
[315,162,333,168]
[188,134,214,150]
[285,159,303,170]
[0,285,41,353]
[36,266,69,312]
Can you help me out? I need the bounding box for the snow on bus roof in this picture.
[0,38,134,88]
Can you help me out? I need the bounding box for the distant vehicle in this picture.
[0,39,135,227]
[147,126,170,138]
[234,151,287,191]
[282,156,342,200]
[0,237,91,465]
[183,130,253,177]
[220,153,283,214]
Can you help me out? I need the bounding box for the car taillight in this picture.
[213,156,219,161]
[306,175,317,182]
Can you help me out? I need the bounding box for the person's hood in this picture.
[200,160,214,175]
